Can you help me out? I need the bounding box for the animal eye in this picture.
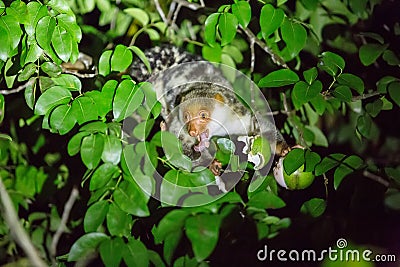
[199,111,208,119]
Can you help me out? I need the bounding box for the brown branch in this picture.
[0,79,35,95]
[240,25,288,69]
[0,175,47,267]
[50,187,79,264]
[363,170,390,187]
[324,91,381,101]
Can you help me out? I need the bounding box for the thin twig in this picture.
[240,25,288,68]
[172,0,204,10]
[153,0,168,25]
[0,79,35,95]
[0,175,47,267]
[281,92,307,147]
[249,38,256,107]
[363,170,390,187]
[324,90,381,101]
[171,3,182,29]
[50,187,79,264]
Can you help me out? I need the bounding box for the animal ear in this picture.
[214,93,224,103]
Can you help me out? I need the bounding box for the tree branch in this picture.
[50,187,79,264]
[0,79,34,95]
[153,0,168,26]
[363,170,390,187]
[0,176,47,267]
[240,25,288,69]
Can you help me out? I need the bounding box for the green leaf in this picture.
[359,43,389,66]
[319,51,345,76]
[283,148,305,175]
[80,121,108,133]
[382,50,400,66]
[219,13,238,46]
[204,13,219,47]
[106,202,131,236]
[90,163,120,191]
[334,155,363,189]
[232,1,251,28]
[57,14,82,42]
[154,210,189,244]
[18,63,37,82]
[388,82,400,107]
[129,46,151,73]
[356,114,372,138]
[113,180,150,217]
[49,103,76,135]
[25,2,48,37]
[99,237,124,267]
[247,191,286,209]
[124,7,149,26]
[52,25,72,62]
[292,80,322,108]
[281,18,307,58]
[101,135,122,165]
[303,67,318,85]
[41,62,62,77]
[148,250,166,267]
[68,131,89,156]
[0,94,4,124]
[133,119,155,141]
[315,153,346,176]
[306,125,328,147]
[333,85,352,102]
[300,198,326,217]
[34,86,72,115]
[68,232,109,261]
[0,15,22,51]
[99,50,112,76]
[337,73,365,94]
[185,214,221,261]
[122,238,149,267]
[36,16,57,59]
[84,200,109,232]
[260,4,284,39]
[0,24,10,61]
[258,69,299,88]
[159,131,192,171]
[202,44,222,62]
[385,191,400,211]
[113,79,144,122]
[72,96,98,124]
[111,45,133,72]
[304,150,321,172]
[81,134,104,169]
[164,231,183,265]
[365,99,383,117]
[52,74,82,93]
[376,76,399,94]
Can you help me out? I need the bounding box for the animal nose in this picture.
[189,128,198,137]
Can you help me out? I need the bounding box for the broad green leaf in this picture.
[18,63,36,82]
[0,25,10,61]
[306,125,328,147]
[52,25,72,62]
[359,43,389,66]
[315,153,346,176]
[81,134,104,169]
[99,50,112,76]
[160,170,192,206]
[185,214,222,261]
[303,67,318,84]
[334,155,363,189]
[304,150,321,172]
[366,99,383,117]
[111,45,133,72]
[113,180,150,217]
[292,80,322,109]
[72,96,98,124]
[84,200,109,232]
[90,163,120,191]
[49,104,76,135]
[133,119,155,141]
[376,76,399,94]
[129,46,151,73]
[222,45,243,64]
[232,1,251,28]
[382,50,400,66]
[333,85,352,102]
[154,210,189,244]
[113,79,144,121]
[101,135,122,165]
[52,74,82,92]
[24,42,43,66]
[202,44,222,63]
[300,198,326,217]
[319,51,345,76]
[0,94,4,124]
[388,82,400,107]
[68,232,109,261]
[216,138,235,154]
[258,69,299,88]
[204,13,219,47]
[337,73,365,94]
[148,250,166,267]
[281,18,307,58]
[41,62,62,77]
[122,238,149,267]
[0,15,22,51]
[260,4,284,39]
[80,121,108,133]
[36,16,57,59]
[385,191,400,211]
[163,231,182,265]
[159,131,192,171]
[300,0,318,10]
[99,237,124,267]
[67,131,89,156]
[57,14,82,42]
[219,13,238,46]
[34,86,72,115]
[124,8,149,26]
[106,202,131,236]
[357,114,372,138]
[25,2,48,36]
[48,0,75,16]
[283,148,305,175]
[247,191,286,209]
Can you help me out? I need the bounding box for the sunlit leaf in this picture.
[68,233,109,261]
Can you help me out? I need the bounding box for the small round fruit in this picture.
[273,157,315,190]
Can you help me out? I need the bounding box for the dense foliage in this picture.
[0,0,399,266]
